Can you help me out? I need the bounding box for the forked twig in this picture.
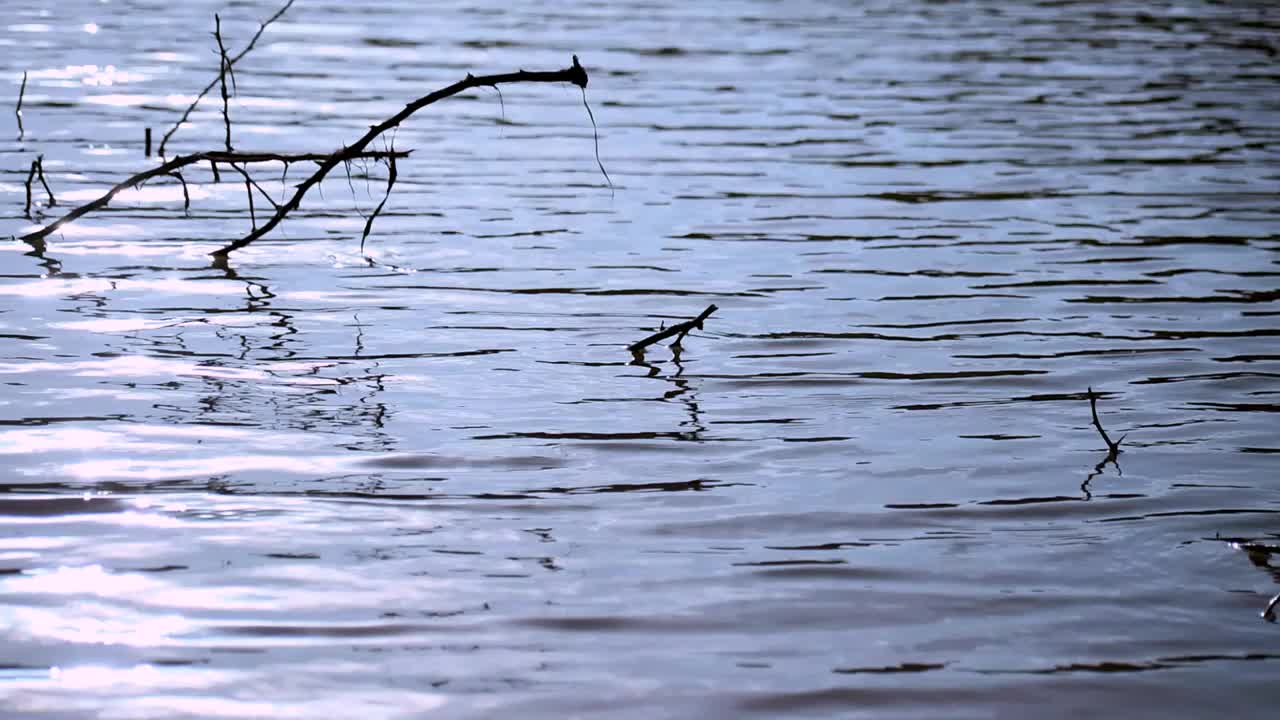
[214,14,234,152]
[23,155,55,217]
[35,156,55,206]
[629,304,718,355]
[1087,386,1126,455]
[158,0,296,156]
[19,57,594,260]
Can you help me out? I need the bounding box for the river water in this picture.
[2,0,1278,717]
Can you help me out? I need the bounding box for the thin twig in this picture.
[210,56,589,258]
[226,163,257,229]
[16,70,27,141]
[580,85,613,195]
[1265,592,1279,622]
[628,304,718,354]
[35,155,55,207]
[24,159,36,218]
[494,85,506,137]
[361,152,398,254]
[227,162,281,209]
[168,171,190,211]
[1087,387,1125,455]
[158,0,296,156]
[214,14,234,152]
[17,150,409,246]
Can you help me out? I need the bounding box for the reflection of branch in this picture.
[1080,449,1122,500]
[628,303,718,355]
[1219,538,1280,621]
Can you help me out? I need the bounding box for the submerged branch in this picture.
[17,150,408,245]
[628,304,718,355]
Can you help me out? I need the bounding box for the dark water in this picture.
[3,0,1279,717]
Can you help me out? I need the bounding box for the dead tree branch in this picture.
[210,55,589,258]
[629,304,718,355]
[17,150,407,245]
[18,57,591,259]
[158,0,296,157]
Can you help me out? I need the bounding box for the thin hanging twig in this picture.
[168,171,190,211]
[158,0,296,156]
[227,163,257,229]
[16,70,28,141]
[361,151,398,254]
[580,84,613,195]
[628,304,718,355]
[227,162,280,209]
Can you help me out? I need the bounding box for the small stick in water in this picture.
[629,304,718,355]
[36,155,55,207]
[23,159,35,217]
[23,155,55,217]
[1087,386,1125,456]
[16,70,27,141]
[145,127,152,157]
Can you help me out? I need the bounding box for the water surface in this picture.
[2,0,1279,717]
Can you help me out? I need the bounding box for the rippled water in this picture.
[3,0,1279,717]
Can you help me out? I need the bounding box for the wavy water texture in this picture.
[1,0,1278,717]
